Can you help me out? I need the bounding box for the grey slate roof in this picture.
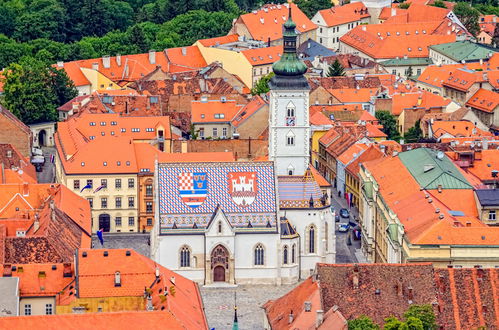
[476,189,499,206]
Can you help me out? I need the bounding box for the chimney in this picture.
[316,310,324,328]
[3,264,12,277]
[149,50,156,64]
[288,310,294,324]
[479,58,483,66]
[362,25,367,31]
[146,295,154,311]
[304,301,312,312]
[102,56,111,69]
[181,47,187,56]
[57,61,64,68]
[33,214,40,233]
[483,72,488,81]
[155,267,160,278]
[391,8,397,16]
[116,54,121,67]
[92,62,99,71]
[63,263,72,277]
[23,183,29,196]
[114,271,121,287]
[268,37,271,47]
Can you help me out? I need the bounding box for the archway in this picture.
[99,214,111,232]
[38,130,46,147]
[211,245,229,282]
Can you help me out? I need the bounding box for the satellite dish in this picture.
[437,151,444,160]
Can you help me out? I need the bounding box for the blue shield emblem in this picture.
[178,172,207,208]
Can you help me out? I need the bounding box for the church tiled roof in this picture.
[277,171,326,209]
[158,162,277,231]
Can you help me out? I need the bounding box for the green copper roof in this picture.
[398,148,472,190]
[379,58,434,67]
[429,41,497,62]
[272,5,307,77]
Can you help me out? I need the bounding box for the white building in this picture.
[150,9,335,285]
[312,2,371,51]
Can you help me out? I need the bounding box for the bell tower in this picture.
[268,3,310,176]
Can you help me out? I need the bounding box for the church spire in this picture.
[270,1,309,89]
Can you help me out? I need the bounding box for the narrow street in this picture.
[36,147,56,183]
[329,189,365,264]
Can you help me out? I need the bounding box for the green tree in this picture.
[454,2,481,36]
[1,56,58,124]
[129,24,149,53]
[375,110,401,141]
[49,66,78,107]
[431,0,447,8]
[13,0,66,42]
[403,304,437,330]
[348,315,380,330]
[384,316,424,330]
[492,23,499,47]
[294,0,332,18]
[251,72,274,95]
[326,59,345,77]
[399,2,411,9]
[404,120,423,143]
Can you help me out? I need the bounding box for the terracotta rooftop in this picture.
[198,34,240,47]
[309,76,381,90]
[391,91,450,116]
[242,45,283,66]
[443,68,487,92]
[232,95,268,128]
[0,311,186,329]
[0,144,37,184]
[317,2,370,27]
[191,99,242,124]
[346,145,385,177]
[330,88,379,103]
[466,88,499,113]
[431,120,493,139]
[384,4,451,24]
[238,3,316,42]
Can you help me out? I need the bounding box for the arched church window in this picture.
[254,244,265,265]
[287,164,294,176]
[286,131,295,146]
[180,246,191,268]
[218,221,222,234]
[292,244,296,263]
[325,222,329,251]
[308,225,316,254]
[283,245,288,265]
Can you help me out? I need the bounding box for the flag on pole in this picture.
[97,229,104,246]
[93,184,106,193]
[80,183,92,193]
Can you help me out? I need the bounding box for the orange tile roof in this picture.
[242,45,282,66]
[365,123,387,138]
[239,3,316,42]
[346,145,384,177]
[384,4,450,24]
[310,165,331,187]
[329,88,378,103]
[391,91,450,116]
[488,70,499,89]
[417,64,463,88]
[60,62,91,87]
[379,7,407,20]
[457,150,499,182]
[165,46,207,73]
[317,2,370,27]
[191,99,242,123]
[466,88,499,113]
[427,189,478,217]
[73,249,208,330]
[310,104,365,112]
[431,120,493,138]
[198,34,240,47]
[443,68,486,92]
[310,111,334,126]
[263,277,319,330]
[340,23,456,59]
[232,95,268,127]
[0,311,186,330]
[338,143,369,165]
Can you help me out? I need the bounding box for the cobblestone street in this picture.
[201,283,298,330]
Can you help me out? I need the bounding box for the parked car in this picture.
[338,223,350,232]
[339,208,350,218]
[335,214,340,222]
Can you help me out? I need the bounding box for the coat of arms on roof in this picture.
[178,172,208,208]
[228,172,258,207]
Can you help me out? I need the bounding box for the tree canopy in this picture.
[375,110,401,141]
[348,305,437,330]
[454,2,481,36]
[326,59,345,77]
[1,56,77,124]
[251,72,274,95]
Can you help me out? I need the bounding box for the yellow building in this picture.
[55,113,172,233]
[196,36,282,88]
[360,148,499,267]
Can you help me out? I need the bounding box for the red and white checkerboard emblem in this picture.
[178,172,207,208]
[228,172,258,207]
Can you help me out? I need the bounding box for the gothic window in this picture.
[218,221,222,234]
[254,244,265,265]
[287,164,295,176]
[180,246,191,268]
[283,245,288,265]
[325,221,329,251]
[286,131,295,146]
[292,244,296,263]
[308,225,316,254]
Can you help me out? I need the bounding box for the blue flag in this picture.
[97,229,104,246]
[80,183,92,193]
[93,184,105,193]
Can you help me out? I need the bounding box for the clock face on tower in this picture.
[286,117,296,126]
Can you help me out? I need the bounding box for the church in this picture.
[150,8,335,285]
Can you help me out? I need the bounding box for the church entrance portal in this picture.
[211,245,228,282]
